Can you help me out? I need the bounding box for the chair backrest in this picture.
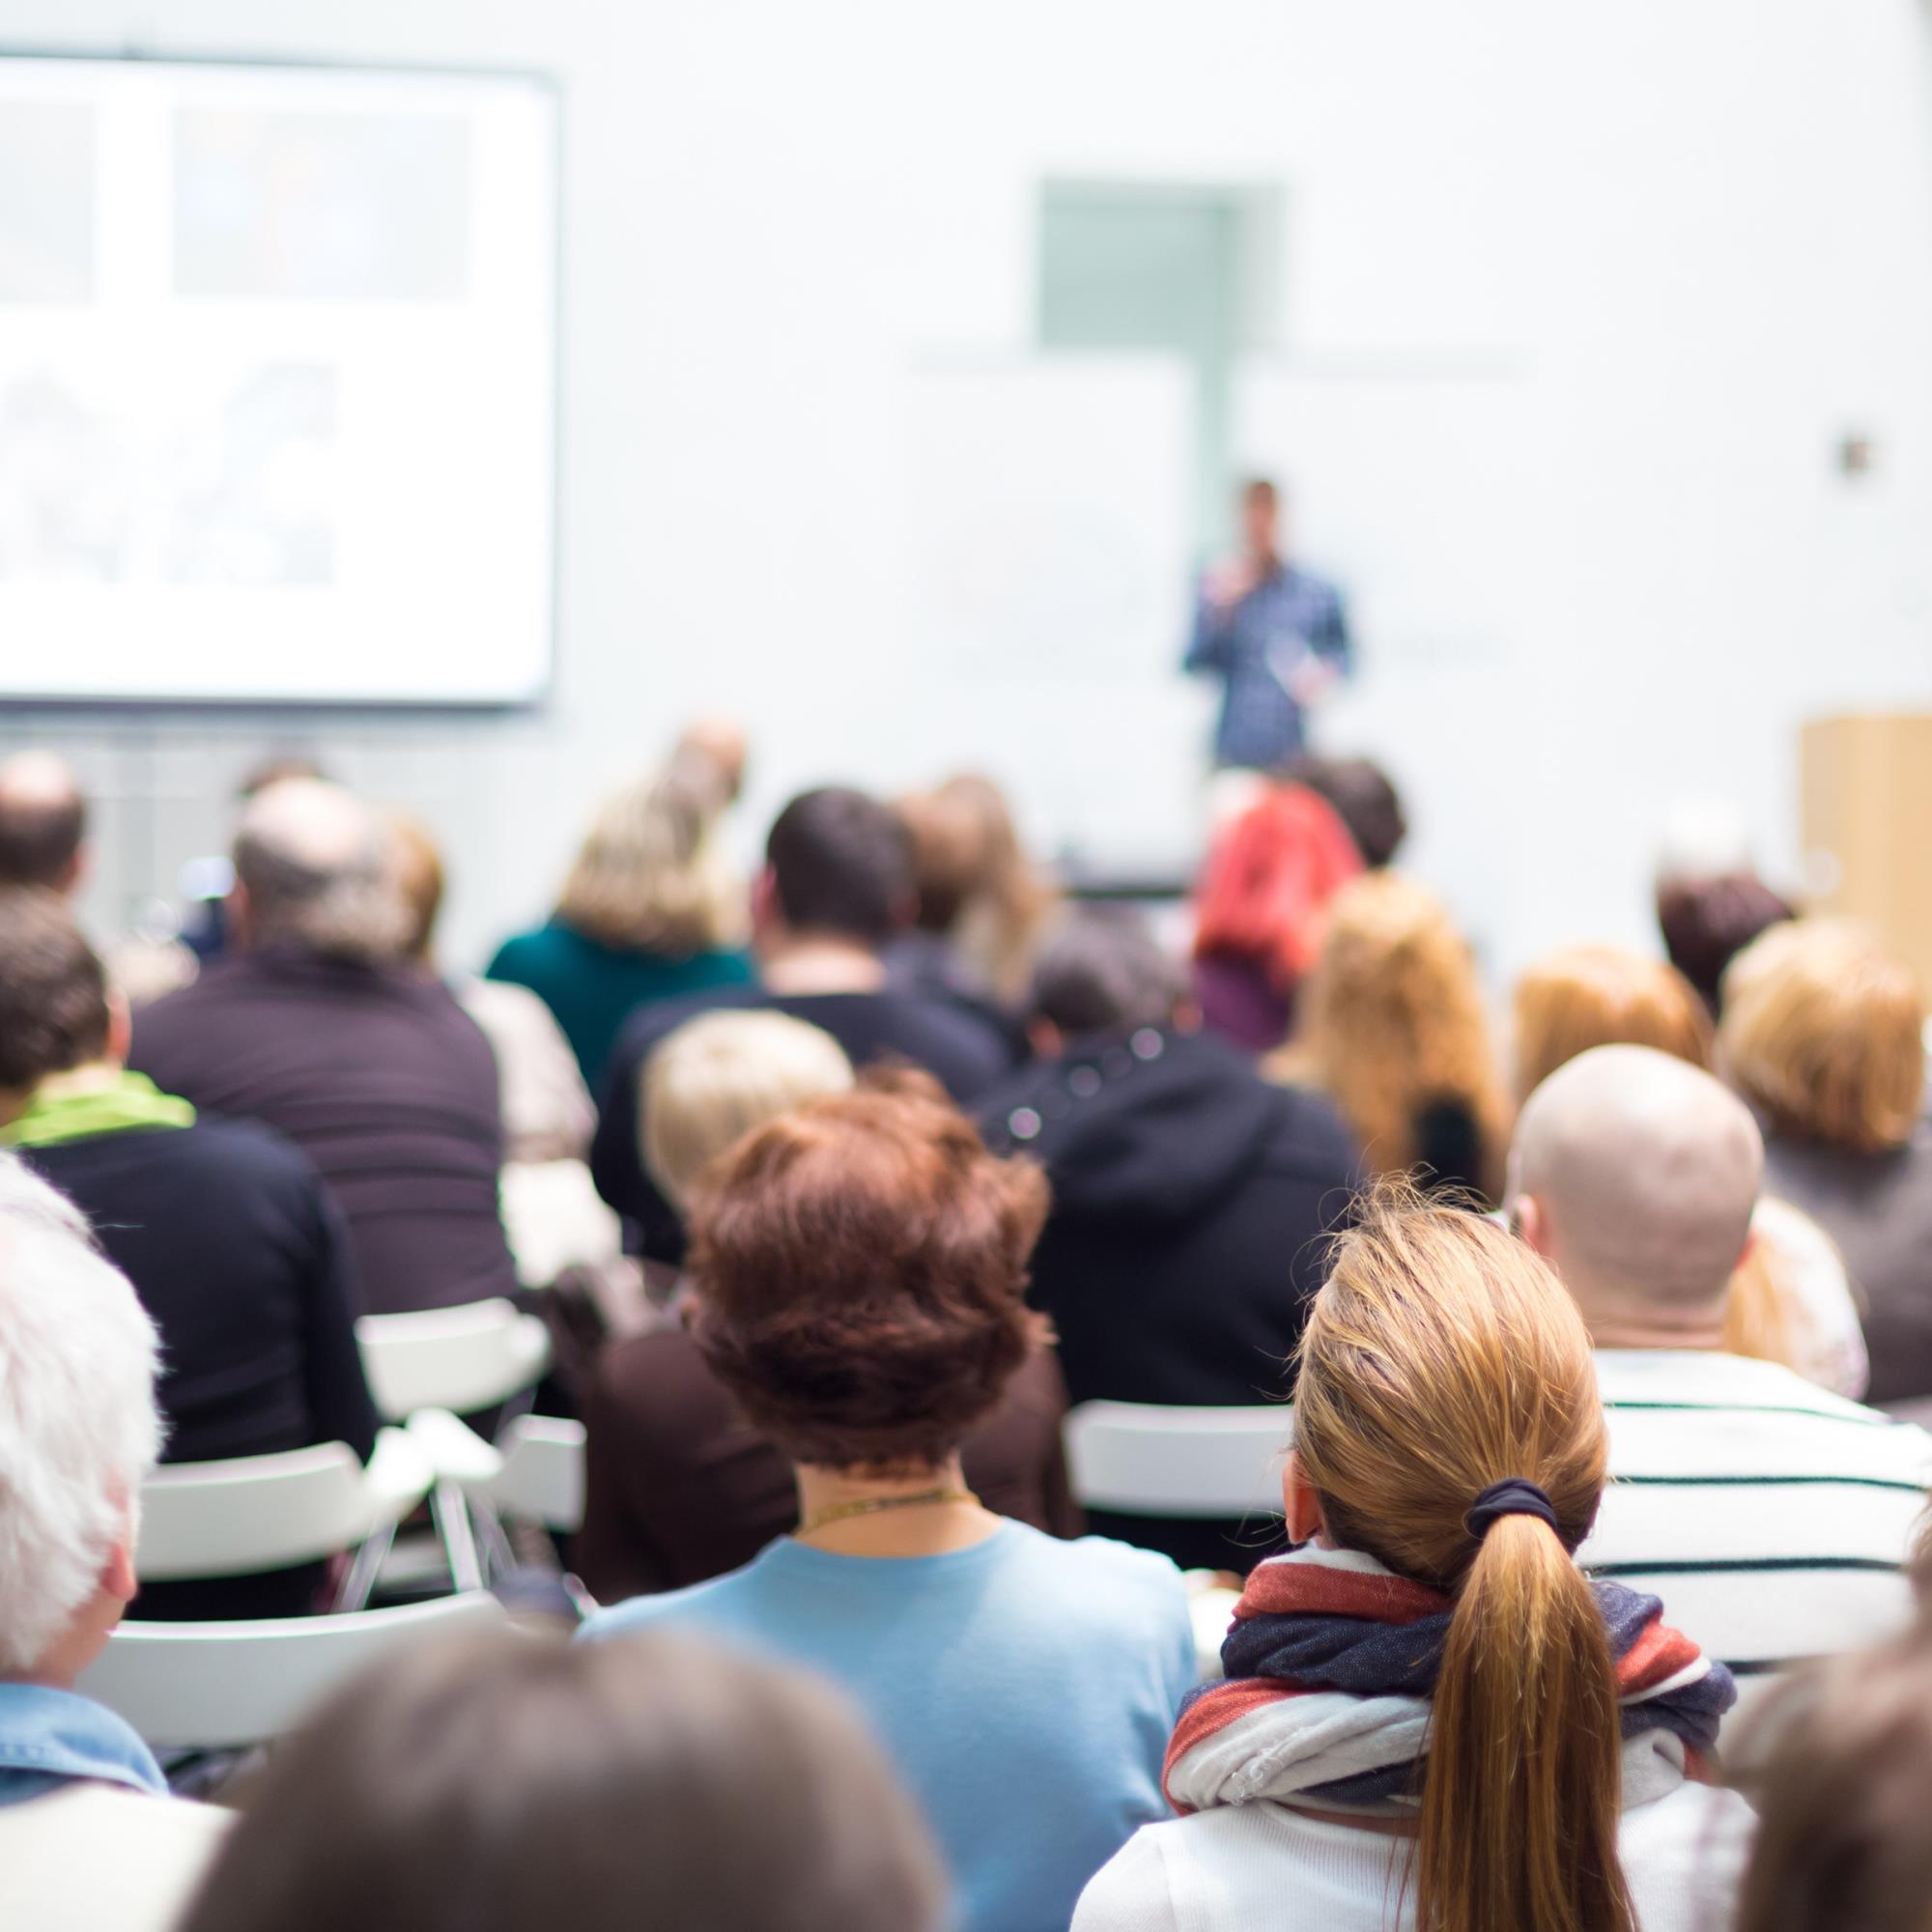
[489,1415,586,1531]
[357,1298,553,1420]
[79,1593,508,1749]
[137,1442,383,1581]
[1065,1401,1292,1518]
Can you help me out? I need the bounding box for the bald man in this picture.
[1510,1044,1932,1743]
[0,752,87,895]
[129,781,517,1316]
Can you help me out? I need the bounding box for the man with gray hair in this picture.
[0,1154,229,1925]
[1510,1043,1932,1734]
[129,780,516,1315]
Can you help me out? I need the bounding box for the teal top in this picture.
[484,919,753,1088]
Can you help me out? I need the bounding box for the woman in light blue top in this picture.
[582,1073,1197,1932]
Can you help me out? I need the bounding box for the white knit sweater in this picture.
[1072,1783,1753,1932]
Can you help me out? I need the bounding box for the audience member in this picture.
[980,913,1357,1569]
[891,773,1057,1005]
[1734,1611,1932,1932]
[1287,753,1408,869]
[579,1025,1078,1600]
[0,1156,229,1930]
[1720,919,1932,1405]
[1513,940,1867,1397]
[0,894,379,1616]
[390,812,593,1166]
[0,751,87,895]
[487,763,753,1086]
[1190,781,1363,1051]
[1511,943,1713,1101]
[1271,871,1510,1201]
[582,1079,1195,1932]
[129,779,517,1315]
[1074,1188,1751,1932]
[1510,1044,1932,1725]
[1655,858,1795,1016]
[590,785,1016,1261]
[175,1629,944,1932]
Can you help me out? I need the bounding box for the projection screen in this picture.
[0,53,557,705]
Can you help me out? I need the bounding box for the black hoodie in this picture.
[980,1024,1361,1570]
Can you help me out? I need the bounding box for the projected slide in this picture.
[0,57,555,704]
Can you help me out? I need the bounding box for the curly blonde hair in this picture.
[554,767,740,956]
[1273,873,1510,1201]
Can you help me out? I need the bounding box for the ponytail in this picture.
[1293,1186,1638,1932]
[1420,1514,1635,1932]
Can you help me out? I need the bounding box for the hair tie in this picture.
[1464,1478,1560,1542]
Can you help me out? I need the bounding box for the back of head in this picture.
[1288,754,1408,869]
[1655,871,1795,1013]
[0,752,87,893]
[555,765,730,955]
[1511,944,1714,1104]
[232,779,408,962]
[1288,872,1508,1197]
[1191,781,1363,989]
[1026,909,1186,1038]
[176,1629,945,1932]
[1737,1618,1932,1932]
[1511,1043,1762,1327]
[1294,1185,1630,1932]
[0,1153,160,1673]
[687,1076,1048,1470]
[1720,919,1926,1153]
[765,786,912,945]
[0,891,112,1097]
[641,1009,855,1208]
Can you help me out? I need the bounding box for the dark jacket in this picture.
[23,1117,381,1619]
[128,947,517,1316]
[577,1331,1080,1602]
[590,983,1017,1264]
[1762,1122,1932,1406]
[980,1025,1361,1570]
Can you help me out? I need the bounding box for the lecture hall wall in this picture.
[4,0,1932,983]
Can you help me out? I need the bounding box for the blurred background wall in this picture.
[4,0,1931,974]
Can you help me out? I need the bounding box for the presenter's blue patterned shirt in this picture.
[1184,563,1353,770]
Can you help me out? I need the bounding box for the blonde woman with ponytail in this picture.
[1073,1187,1753,1932]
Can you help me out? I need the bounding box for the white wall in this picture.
[4,0,1931,979]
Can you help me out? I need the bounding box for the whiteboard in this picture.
[0,55,556,705]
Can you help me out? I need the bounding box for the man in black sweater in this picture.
[979,912,1362,1572]
[0,890,379,1618]
[129,778,517,1317]
[590,785,1015,1264]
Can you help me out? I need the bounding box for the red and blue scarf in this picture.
[1165,1545,1735,1817]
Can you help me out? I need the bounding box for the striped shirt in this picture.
[1580,1349,1932,1737]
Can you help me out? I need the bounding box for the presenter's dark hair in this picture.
[0,892,111,1092]
[1242,475,1279,506]
[766,786,913,942]
[176,1628,946,1932]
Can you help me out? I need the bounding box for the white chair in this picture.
[79,1593,508,1750]
[356,1303,553,1591]
[407,1408,586,1533]
[356,1299,554,1422]
[1064,1401,1292,1519]
[137,1428,435,1611]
